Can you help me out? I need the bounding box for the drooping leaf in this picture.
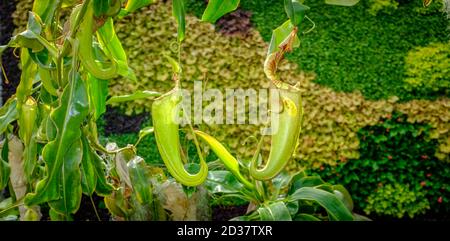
[115,148,133,189]
[194,130,254,189]
[91,149,113,196]
[80,137,97,196]
[16,51,36,107]
[267,20,300,55]
[257,202,292,221]
[288,174,325,195]
[97,17,136,81]
[32,0,59,27]
[0,98,18,135]
[325,0,360,7]
[172,0,186,42]
[294,213,321,221]
[136,127,154,146]
[106,90,160,104]
[25,73,89,217]
[284,0,309,27]
[288,187,354,221]
[0,135,10,190]
[272,171,292,198]
[123,0,155,15]
[201,0,240,23]
[205,170,244,194]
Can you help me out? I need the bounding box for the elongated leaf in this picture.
[97,17,136,81]
[106,90,160,104]
[0,98,18,134]
[124,0,155,15]
[128,156,153,204]
[286,201,299,216]
[81,137,97,196]
[136,127,154,145]
[86,74,108,120]
[272,171,292,198]
[288,187,354,221]
[205,170,243,194]
[257,202,292,221]
[284,0,309,27]
[91,150,113,196]
[268,20,300,55]
[172,0,186,42]
[23,135,38,183]
[115,149,133,189]
[325,0,360,6]
[289,176,325,194]
[16,51,36,106]
[0,136,10,190]
[81,135,113,196]
[194,130,254,189]
[25,73,89,217]
[201,0,240,23]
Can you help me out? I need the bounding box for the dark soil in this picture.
[0,0,20,103]
[216,9,252,37]
[212,205,248,221]
[103,106,148,135]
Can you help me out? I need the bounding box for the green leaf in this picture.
[123,0,155,15]
[0,198,19,220]
[16,51,37,107]
[284,0,309,27]
[106,90,160,104]
[164,54,181,74]
[205,170,244,194]
[97,18,136,80]
[93,0,110,16]
[0,98,18,135]
[128,156,153,204]
[25,73,89,217]
[201,0,240,23]
[333,185,354,211]
[272,171,292,198]
[288,187,354,221]
[268,20,300,55]
[0,135,10,190]
[194,130,254,189]
[257,202,292,221]
[172,0,186,42]
[294,213,321,221]
[81,137,113,196]
[288,175,325,195]
[86,74,108,120]
[325,0,360,7]
[286,201,299,215]
[136,127,154,146]
[8,12,57,56]
[80,137,97,196]
[32,0,59,26]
